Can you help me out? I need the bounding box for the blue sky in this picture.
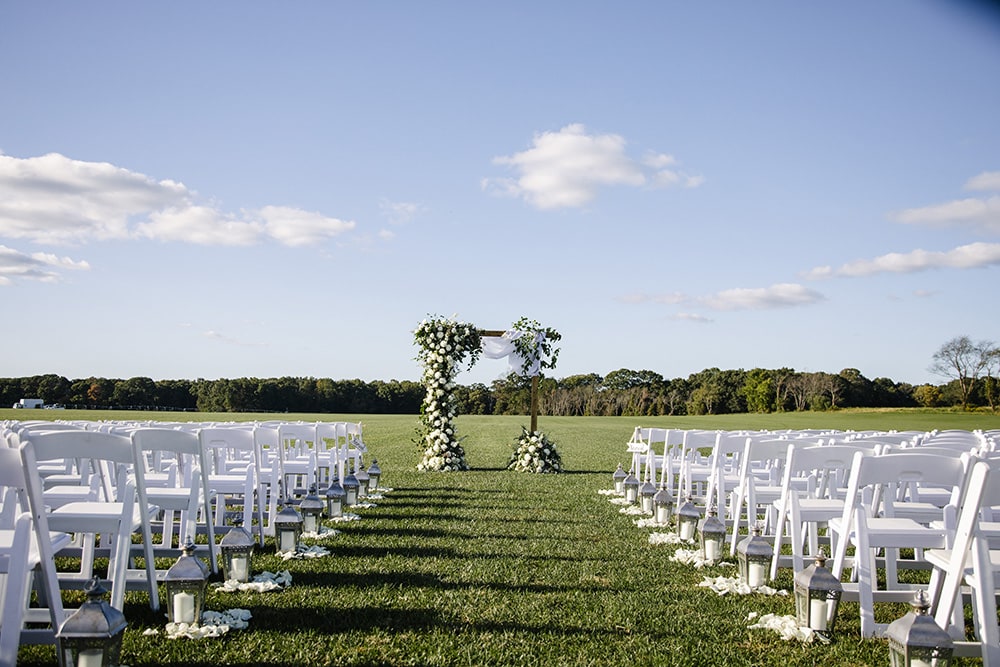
[2,2,998,387]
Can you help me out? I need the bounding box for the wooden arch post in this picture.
[480,329,539,433]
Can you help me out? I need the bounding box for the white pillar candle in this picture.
[748,562,766,588]
[230,555,249,582]
[704,540,719,562]
[77,648,104,667]
[809,599,828,631]
[346,489,358,505]
[679,522,695,542]
[655,506,670,524]
[279,530,297,553]
[303,514,318,534]
[173,591,196,624]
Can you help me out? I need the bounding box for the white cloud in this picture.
[380,199,422,225]
[0,244,89,285]
[0,152,189,244]
[257,205,355,247]
[673,312,713,323]
[484,124,701,209]
[135,206,262,246]
[964,171,1000,192]
[803,241,1000,279]
[621,285,822,312]
[0,152,356,248]
[699,283,826,311]
[891,195,1000,234]
[378,229,396,240]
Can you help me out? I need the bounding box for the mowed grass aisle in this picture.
[13,411,999,666]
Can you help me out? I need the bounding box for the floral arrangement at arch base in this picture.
[508,427,563,473]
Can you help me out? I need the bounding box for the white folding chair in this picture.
[198,427,267,547]
[19,430,160,611]
[0,446,70,665]
[926,458,1000,665]
[768,443,870,579]
[828,450,971,637]
[131,428,218,574]
[727,437,791,556]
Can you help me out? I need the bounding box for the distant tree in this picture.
[601,369,663,391]
[913,383,944,408]
[112,376,156,408]
[740,368,775,413]
[929,336,996,410]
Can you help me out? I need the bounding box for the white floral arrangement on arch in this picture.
[507,427,563,473]
[413,315,482,472]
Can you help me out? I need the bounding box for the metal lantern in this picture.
[56,577,126,667]
[653,483,674,524]
[342,466,360,506]
[219,526,255,583]
[622,468,640,504]
[698,504,727,563]
[367,459,381,491]
[273,501,303,554]
[886,590,954,667]
[163,540,210,625]
[639,476,657,514]
[299,487,326,534]
[354,465,370,498]
[676,495,701,542]
[794,552,842,636]
[325,476,346,518]
[736,523,773,588]
[613,463,628,494]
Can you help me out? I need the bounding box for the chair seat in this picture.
[50,500,158,528]
[145,487,197,510]
[789,497,844,519]
[830,515,947,549]
[0,529,72,566]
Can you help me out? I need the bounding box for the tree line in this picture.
[2,335,997,415]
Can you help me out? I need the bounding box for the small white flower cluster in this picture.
[634,517,669,528]
[147,609,252,640]
[746,612,819,643]
[414,316,481,472]
[214,569,292,593]
[619,505,648,516]
[698,575,788,597]
[648,531,693,546]
[507,429,563,473]
[597,489,623,496]
[668,548,735,569]
[300,525,340,540]
[279,544,330,561]
[328,512,362,523]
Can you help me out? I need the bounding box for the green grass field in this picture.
[9,409,999,666]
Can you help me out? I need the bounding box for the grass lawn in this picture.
[9,409,999,666]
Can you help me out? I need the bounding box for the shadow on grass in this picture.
[287,569,620,594]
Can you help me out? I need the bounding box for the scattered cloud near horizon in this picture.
[482,123,703,210]
[624,282,826,315]
[803,241,1000,280]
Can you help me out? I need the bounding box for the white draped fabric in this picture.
[481,330,544,377]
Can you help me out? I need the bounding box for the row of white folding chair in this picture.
[828,449,973,638]
[926,457,1000,665]
[0,445,69,665]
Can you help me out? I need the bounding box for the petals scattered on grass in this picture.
[746,612,819,643]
